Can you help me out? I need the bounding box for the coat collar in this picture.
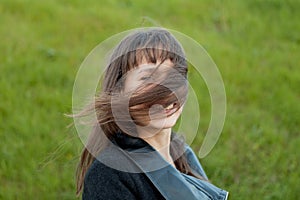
[110,131,155,151]
[103,131,228,200]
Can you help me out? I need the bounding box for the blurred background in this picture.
[0,0,299,199]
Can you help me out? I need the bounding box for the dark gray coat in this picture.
[82,132,228,200]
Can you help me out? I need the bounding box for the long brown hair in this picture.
[74,28,205,196]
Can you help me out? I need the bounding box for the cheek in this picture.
[124,80,139,93]
[129,105,165,126]
[123,71,141,93]
[129,107,151,126]
[173,107,183,118]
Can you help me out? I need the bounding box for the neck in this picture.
[137,127,175,168]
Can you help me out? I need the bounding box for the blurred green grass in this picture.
[0,0,299,199]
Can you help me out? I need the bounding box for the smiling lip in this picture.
[164,103,178,115]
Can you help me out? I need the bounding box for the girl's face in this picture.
[124,59,183,134]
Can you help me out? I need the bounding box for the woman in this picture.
[75,28,229,200]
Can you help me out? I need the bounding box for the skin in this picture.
[124,59,184,168]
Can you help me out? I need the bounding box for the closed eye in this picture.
[140,76,150,81]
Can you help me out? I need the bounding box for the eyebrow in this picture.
[138,67,157,74]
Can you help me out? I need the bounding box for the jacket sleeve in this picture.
[184,144,208,180]
[82,160,136,200]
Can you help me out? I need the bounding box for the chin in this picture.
[137,116,179,138]
[136,107,182,133]
[150,114,180,129]
[162,119,178,129]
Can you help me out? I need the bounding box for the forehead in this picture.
[130,60,173,75]
[124,61,174,86]
[123,61,174,93]
[128,47,177,69]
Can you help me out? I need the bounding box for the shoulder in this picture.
[184,144,208,180]
[85,158,123,183]
[83,159,136,200]
[83,159,165,200]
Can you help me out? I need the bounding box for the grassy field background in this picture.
[1,0,299,199]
